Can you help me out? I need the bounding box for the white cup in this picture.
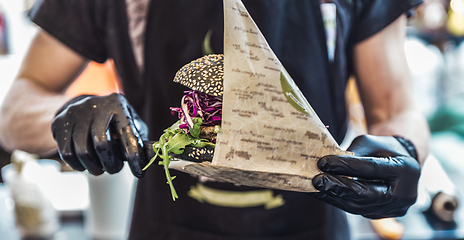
[84,162,137,240]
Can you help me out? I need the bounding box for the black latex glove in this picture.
[312,135,421,219]
[51,93,149,178]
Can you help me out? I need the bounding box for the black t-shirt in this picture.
[30,0,421,239]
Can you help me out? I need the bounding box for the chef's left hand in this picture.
[312,135,421,219]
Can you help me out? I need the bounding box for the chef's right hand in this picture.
[51,93,149,178]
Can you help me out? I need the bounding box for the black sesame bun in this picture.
[173,54,224,97]
[172,146,215,163]
[171,54,224,163]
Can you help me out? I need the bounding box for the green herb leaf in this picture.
[190,139,215,148]
[189,117,203,139]
[142,118,216,201]
[167,133,194,154]
[214,125,221,133]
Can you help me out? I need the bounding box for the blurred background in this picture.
[0,0,464,239]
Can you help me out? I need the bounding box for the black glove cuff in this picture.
[56,94,96,116]
[393,136,418,160]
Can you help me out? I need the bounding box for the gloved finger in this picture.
[113,113,145,178]
[129,106,149,141]
[318,155,403,180]
[312,174,391,203]
[347,135,411,157]
[52,122,85,171]
[314,190,403,219]
[91,113,124,174]
[361,206,410,219]
[72,123,104,175]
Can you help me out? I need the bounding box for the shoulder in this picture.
[349,0,422,43]
[28,0,128,63]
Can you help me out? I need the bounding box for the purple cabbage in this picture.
[171,90,222,130]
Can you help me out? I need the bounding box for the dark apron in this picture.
[128,0,352,239]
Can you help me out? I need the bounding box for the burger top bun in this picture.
[173,54,224,96]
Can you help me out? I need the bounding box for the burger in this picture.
[143,54,224,200]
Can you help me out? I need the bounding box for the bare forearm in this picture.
[352,14,430,165]
[367,109,430,165]
[0,78,72,156]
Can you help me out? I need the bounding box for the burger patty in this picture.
[199,125,218,142]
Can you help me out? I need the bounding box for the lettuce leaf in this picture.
[143,117,215,201]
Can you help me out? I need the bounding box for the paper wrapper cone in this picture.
[169,0,353,192]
